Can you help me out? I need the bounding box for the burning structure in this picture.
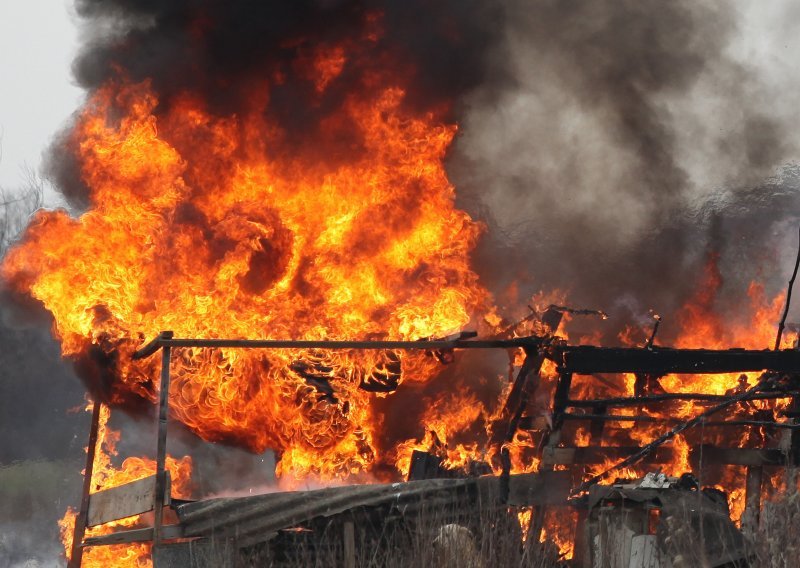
[57,314,800,566]
[4,1,800,567]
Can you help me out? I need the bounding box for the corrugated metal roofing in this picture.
[175,472,569,548]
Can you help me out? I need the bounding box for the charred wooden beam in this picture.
[555,346,800,374]
[743,466,763,532]
[135,334,800,377]
[551,371,573,431]
[133,335,547,359]
[541,446,675,466]
[588,404,608,441]
[567,391,800,407]
[153,332,174,546]
[561,413,800,429]
[691,445,786,466]
[492,308,564,503]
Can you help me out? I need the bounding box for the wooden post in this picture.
[69,400,102,568]
[530,371,574,547]
[343,521,356,568]
[572,402,607,566]
[497,347,546,502]
[551,371,574,432]
[743,466,763,532]
[153,331,174,546]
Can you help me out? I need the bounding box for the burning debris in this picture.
[4,1,800,567]
[586,472,746,568]
[58,312,800,566]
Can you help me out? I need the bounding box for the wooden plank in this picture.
[343,521,355,568]
[154,340,174,545]
[742,466,763,532]
[559,346,800,375]
[82,524,184,546]
[507,471,572,506]
[541,446,674,466]
[88,473,171,527]
[693,445,786,466]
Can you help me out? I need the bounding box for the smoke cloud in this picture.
[47,0,800,336]
[450,1,800,338]
[50,0,505,208]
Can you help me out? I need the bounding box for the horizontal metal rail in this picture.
[133,332,800,376]
[132,331,542,360]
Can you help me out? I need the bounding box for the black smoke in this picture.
[51,0,506,208]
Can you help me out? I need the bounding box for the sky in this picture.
[0,0,82,191]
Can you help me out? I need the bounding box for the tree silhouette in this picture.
[0,136,43,255]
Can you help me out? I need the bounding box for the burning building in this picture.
[4,1,800,567]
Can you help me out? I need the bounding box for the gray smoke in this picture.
[450,0,800,340]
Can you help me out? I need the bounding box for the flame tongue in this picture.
[2,41,487,480]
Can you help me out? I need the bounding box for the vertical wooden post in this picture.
[498,348,541,502]
[573,402,607,566]
[743,465,763,532]
[343,520,356,568]
[153,331,174,545]
[789,395,800,466]
[69,399,102,568]
[530,371,574,546]
[539,370,574,459]
[785,392,800,490]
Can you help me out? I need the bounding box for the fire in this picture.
[566,252,789,525]
[1,30,488,482]
[60,404,192,567]
[2,5,793,561]
[395,391,486,476]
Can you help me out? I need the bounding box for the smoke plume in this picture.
[450,1,800,338]
[47,0,800,337]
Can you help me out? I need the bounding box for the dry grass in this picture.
[178,474,800,567]
[745,483,800,568]
[238,503,567,568]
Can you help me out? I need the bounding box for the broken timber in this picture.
[87,473,171,527]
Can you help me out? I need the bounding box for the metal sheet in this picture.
[153,540,233,568]
[176,473,569,546]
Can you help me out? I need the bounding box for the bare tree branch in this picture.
[0,164,43,257]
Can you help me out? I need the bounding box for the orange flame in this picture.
[60,404,192,567]
[2,39,487,481]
